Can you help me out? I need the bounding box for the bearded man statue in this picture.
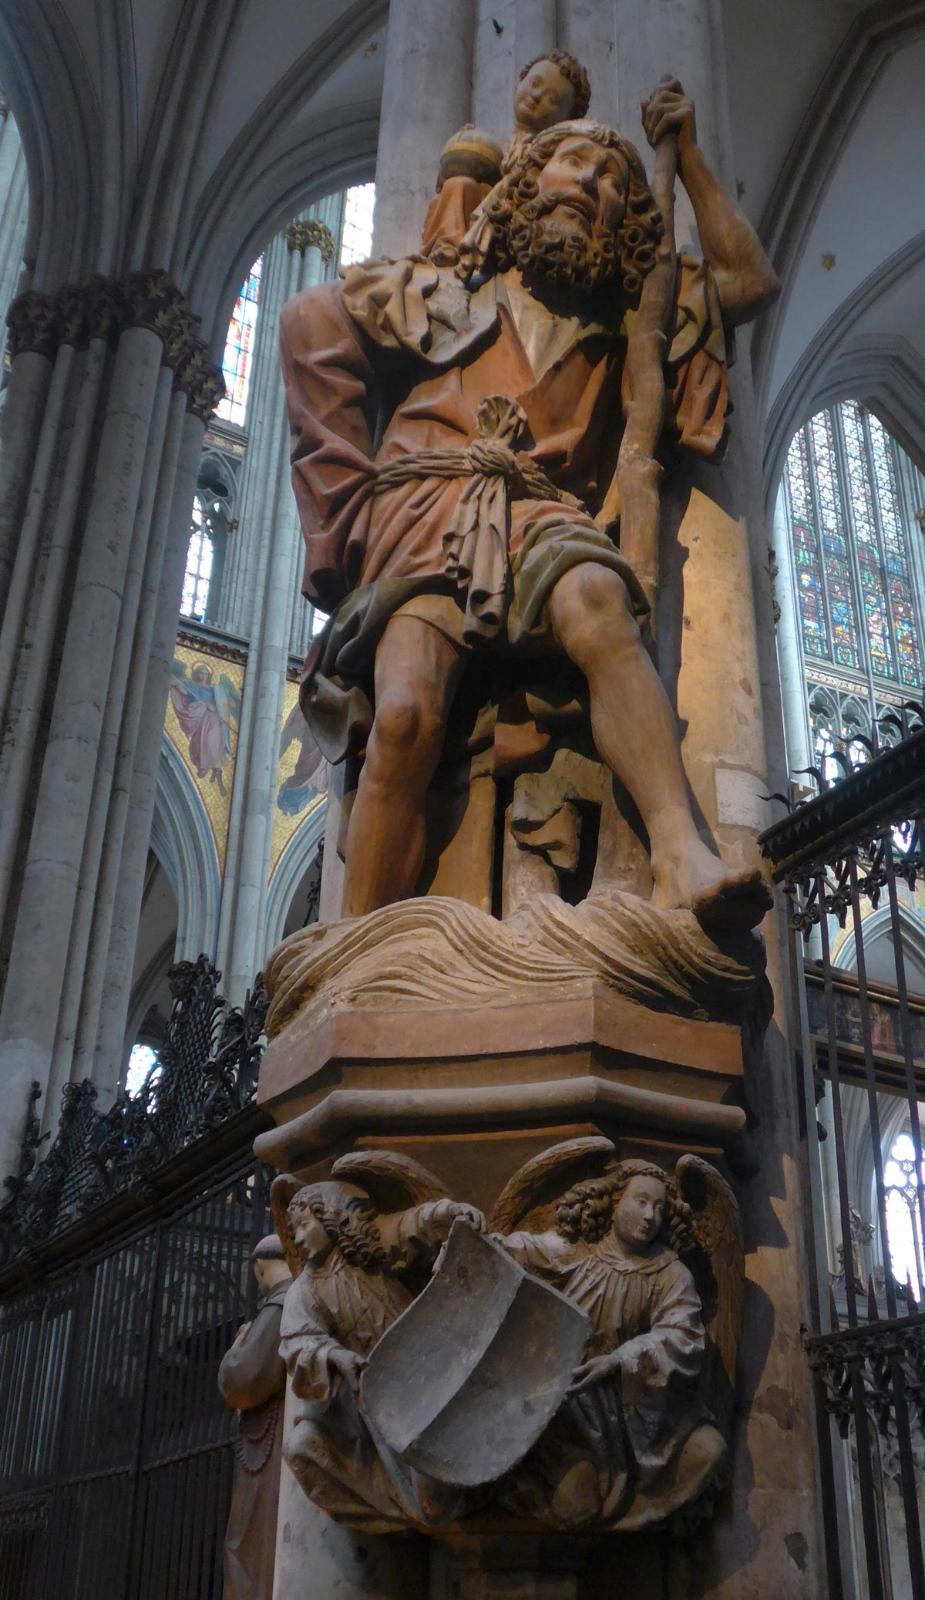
[279,81,779,934]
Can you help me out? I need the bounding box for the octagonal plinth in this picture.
[254,978,754,1199]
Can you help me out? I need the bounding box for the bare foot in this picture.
[652,837,773,936]
[692,866,773,938]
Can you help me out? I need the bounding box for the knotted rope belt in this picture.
[372,395,582,644]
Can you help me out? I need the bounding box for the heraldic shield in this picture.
[361,1220,589,1487]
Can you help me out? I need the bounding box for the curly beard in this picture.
[506,192,620,293]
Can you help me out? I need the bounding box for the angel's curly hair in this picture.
[288,1186,390,1272]
[483,118,663,302]
[518,49,591,120]
[555,1160,695,1253]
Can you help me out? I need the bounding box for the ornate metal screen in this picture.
[0,960,270,1600]
[762,718,925,1600]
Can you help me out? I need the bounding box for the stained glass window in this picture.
[884,1130,925,1296]
[181,497,215,620]
[215,255,263,427]
[339,184,376,267]
[784,404,923,691]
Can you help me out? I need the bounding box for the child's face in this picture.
[515,60,576,132]
[612,1175,666,1252]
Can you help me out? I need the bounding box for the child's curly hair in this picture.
[518,49,591,120]
[483,119,663,302]
[556,1160,696,1253]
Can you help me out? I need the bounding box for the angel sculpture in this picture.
[490,1137,743,1531]
[271,1152,484,1531]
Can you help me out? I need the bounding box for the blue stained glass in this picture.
[216,254,264,427]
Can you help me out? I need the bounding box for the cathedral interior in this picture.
[0,2,924,1597]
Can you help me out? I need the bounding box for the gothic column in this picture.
[373,0,476,258]
[0,275,221,1161]
[215,197,342,1002]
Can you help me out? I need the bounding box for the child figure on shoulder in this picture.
[421,49,591,269]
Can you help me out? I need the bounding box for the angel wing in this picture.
[489,1137,615,1234]
[331,1150,447,1215]
[280,699,307,761]
[215,672,241,727]
[675,1154,743,1435]
[170,657,188,681]
[269,1173,304,1277]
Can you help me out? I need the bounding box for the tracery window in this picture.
[215,255,263,427]
[339,184,376,267]
[783,402,924,703]
[884,1129,925,1296]
[181,495,219,620]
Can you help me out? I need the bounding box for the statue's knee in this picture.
[572,563,630,617]
[553,563,635,650]
[370,689,444,769]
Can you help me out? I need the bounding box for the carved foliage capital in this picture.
[286,219,336,264]
[6,291,59,360]
[4,274,225,423]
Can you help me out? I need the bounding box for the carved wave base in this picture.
[264,887,769,1037]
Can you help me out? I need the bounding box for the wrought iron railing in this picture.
[761,725,925,1600]
[0,956,271,1600]
[0,956,268,1272]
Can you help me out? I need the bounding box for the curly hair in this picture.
[518,49,591,120]
[483,119,663,301]
[556,1160,696,1253]
[288,1189,390,1272]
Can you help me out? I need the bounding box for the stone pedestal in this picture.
[255,978,755,1199]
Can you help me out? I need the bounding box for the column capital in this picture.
[6,290,58,359]
[5,274,225,422]
[286,218,335,263]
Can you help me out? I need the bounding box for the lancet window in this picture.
[783,402,925,755]
[339,183,376,267]
[181,496,219,620]
[884,1129,925,1296]
[215,255,263,427]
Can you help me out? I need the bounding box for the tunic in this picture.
[280,250,728,763]
[499,1230,716,1529]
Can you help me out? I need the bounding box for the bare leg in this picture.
[342,613,466,917]
[548,564,771,932]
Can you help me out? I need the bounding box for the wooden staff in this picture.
[598,82,679,635]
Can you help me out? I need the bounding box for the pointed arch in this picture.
[263,799,328,952]
[151,740,222,961]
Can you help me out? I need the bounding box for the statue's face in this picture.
[612,1175,666,1252]
[508,134,629,293]
[515,59,576,132]
[289,1201,333,1265]
[534,135,628,243]
[252,1255,290,1295]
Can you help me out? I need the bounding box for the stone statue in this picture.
[270,1152,483,1531]
[267,1140,741,1536]
[280,74,778,934]
[217,1233,292,1600]
[489,1140,742,1531]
